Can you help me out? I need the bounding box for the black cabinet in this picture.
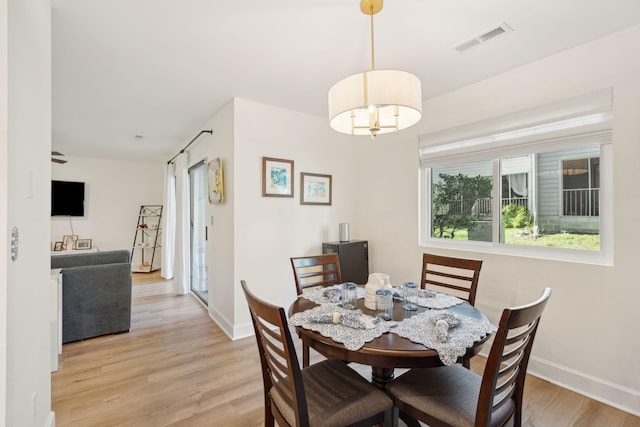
[322,240,369,284]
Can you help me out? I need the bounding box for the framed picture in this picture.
[53,241,63,251]
[62,235,78,251]
[300,172,332,205]
[75,239,92,250]
[208,157,224,204]
[262,157,294,197]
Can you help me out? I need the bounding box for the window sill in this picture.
[419,237,613,266]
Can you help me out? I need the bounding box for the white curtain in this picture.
[174,153,191,295]
[161,163,176,279]
[510,173,528,197]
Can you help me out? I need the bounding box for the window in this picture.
[502,172,528,208]
[562,157,599,216]
[419,90,613,265]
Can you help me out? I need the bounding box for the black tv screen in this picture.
[51,180,85,216]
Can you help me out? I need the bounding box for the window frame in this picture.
[418,92,613,266]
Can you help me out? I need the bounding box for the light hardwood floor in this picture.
[52,273,639,426]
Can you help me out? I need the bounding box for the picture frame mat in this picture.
[300,172,332,205]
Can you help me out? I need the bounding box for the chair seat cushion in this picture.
[270,358,392,427]
[386,366,515,427]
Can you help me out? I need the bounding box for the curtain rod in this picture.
[166,129,213,164]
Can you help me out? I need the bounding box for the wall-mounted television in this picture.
[51,180,85,217]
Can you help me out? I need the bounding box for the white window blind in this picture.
[419,88,613,165]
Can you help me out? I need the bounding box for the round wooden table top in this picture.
[288,295,490,371]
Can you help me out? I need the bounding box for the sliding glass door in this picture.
[189,161,208,304]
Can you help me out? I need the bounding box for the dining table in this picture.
[288,285,496,389]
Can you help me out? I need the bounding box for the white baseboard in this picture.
[208,307,233,339]
[208,306,253,341]
[44,411,55,427]
[527,355,640,417]
[231,322,254,341]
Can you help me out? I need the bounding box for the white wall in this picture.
[4,0,54,426]
[183,98,364,338]
[233,98,370,335]
[355,25,640,415]
[51,157,164,252]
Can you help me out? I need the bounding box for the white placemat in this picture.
[391,310,497,365]
[288,304,394,351]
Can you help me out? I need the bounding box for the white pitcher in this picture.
[364,273,392,310]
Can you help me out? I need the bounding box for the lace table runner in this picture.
[288,304,395,351]
[391,310,497,365]
[300,284,366,305]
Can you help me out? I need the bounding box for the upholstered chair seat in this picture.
[271,358,392,427]
[387,365,515,427]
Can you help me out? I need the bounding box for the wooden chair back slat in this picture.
[420,253,483,306]
[291,254,342,295]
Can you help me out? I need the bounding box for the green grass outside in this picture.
[438,227,600,251]
[502,227,599,250]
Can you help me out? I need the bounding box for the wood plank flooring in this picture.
[52,273,639,426]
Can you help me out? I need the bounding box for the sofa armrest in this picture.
[62,262,132,343]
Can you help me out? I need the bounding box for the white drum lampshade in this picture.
[328,69,422,137]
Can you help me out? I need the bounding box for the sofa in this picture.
[51,250,132,343]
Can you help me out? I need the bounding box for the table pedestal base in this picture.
[372,367,421,427]
[372,366,394,389]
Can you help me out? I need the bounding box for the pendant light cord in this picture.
[370,8,375,70]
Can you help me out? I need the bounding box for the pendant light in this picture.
[328,0,422,138]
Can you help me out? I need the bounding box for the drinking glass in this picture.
[375,289,393,320]
[402,282,418,311]
[341,282,358,310]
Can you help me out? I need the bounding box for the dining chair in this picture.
[386,287,552,427]
[290,253,343,295]
[421,253,483,368]
[291,253,343,367]
[241,280,392,427]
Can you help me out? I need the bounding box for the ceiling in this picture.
[51,0,640,163]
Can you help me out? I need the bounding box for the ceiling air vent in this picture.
[454,22,513,54]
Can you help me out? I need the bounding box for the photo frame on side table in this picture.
[300,172,332,205]
[75,239,92,250]
[262,157,294,197]
[62,235,78,251]
[53,241,63,251]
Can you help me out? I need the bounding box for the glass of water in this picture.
[402,282,418,311]
[375,289,393,320]
[341,282,358,310]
